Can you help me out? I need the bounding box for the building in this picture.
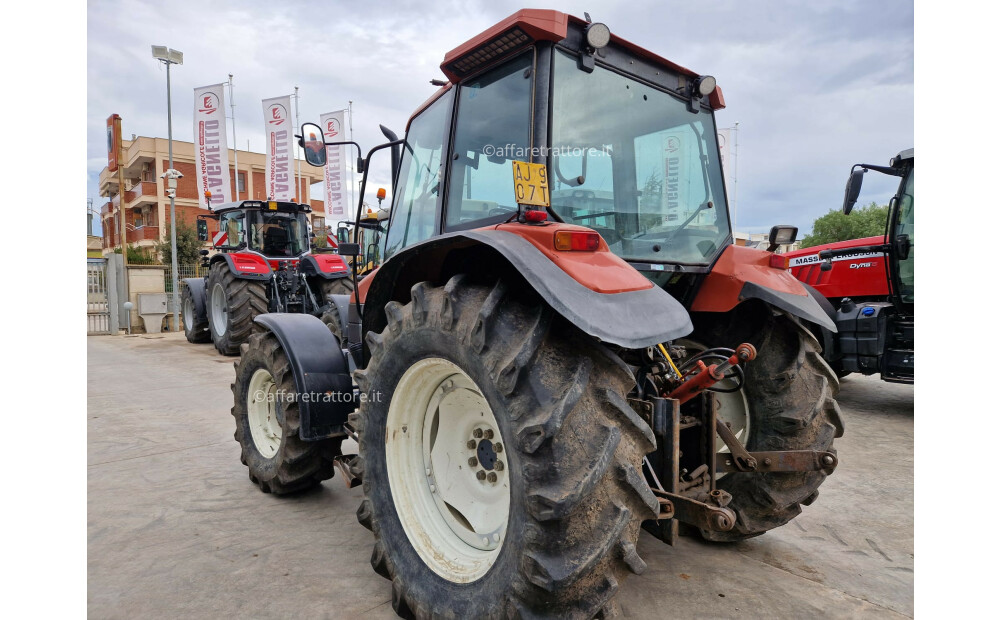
[733,231,801,254]
[98,136,327,256]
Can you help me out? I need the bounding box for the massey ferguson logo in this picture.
[325,118,341,138]
[199,93,220,114]
[268,104,288,125]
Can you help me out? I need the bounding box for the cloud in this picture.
[87,0,912,236]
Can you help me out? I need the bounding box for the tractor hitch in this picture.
[716,450,838,475]
[666,343,757,405]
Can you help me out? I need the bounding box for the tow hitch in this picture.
[635,342,840,544]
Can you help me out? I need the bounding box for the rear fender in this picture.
[253,313,354,440]
[692,245,836,331]
[361,226,693,353]
[300,254,351,279]
[211,253,272,281]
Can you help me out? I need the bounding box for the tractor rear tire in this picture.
[232,331,338,494]
[319,277,354,344]
[181,281,210,343]
[351,277,658,619]
[207,261,267,356]
[698,311,845,541]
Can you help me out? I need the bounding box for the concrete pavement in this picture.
[88,332,913,618]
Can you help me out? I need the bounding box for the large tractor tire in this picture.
[206,261,267,356]
[181,281,210,343]
[318,277,355,344]
[350,277,659,619]
[232,331,338,494]
[695,310,845,542]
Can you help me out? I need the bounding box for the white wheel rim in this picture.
[247,368,281,458]
[183,296,194,330]
[386,357,509,583]
[210,283,227,337]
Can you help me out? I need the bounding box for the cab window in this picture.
[384,91,452,259]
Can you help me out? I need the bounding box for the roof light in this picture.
[695,75,717,97]
[554,230,600,251]
[585,23,611,49]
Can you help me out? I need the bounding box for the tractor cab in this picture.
[198,200,312,259]
[301,10,734,300]
[841,149,915,315]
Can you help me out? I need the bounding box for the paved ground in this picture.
[88,332,913,618]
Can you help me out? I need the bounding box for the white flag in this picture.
[193,84,232,208]
[262,95,294,201]
[320,111,348,219]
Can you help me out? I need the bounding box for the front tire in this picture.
[181,281,210,343]
[207,261,267,356]
[232,331,337,494]
[351,277,659,619]
[696,310,845,541]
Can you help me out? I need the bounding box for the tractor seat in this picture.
[263,227,291,256]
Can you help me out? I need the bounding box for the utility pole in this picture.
[229,74,239,198]
[152,45,183,332]
[733,121,739,232]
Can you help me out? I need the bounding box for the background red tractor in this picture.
[786,149,914,383]
[180,199,354,355]
[228,10,845,617]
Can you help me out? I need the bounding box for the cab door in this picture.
[888,162,914,315]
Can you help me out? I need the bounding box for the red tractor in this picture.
[180,199,354,355]
[785,149,914,383]
[229,10,844,617]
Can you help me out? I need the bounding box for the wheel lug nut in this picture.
[472,428,483,438]
[476,470,486,481]
[468,457,478,467]
[467,440,477,449]
[495,461,504,471]
[484,429,494,439]
[494,443,503,453]
[487,472,497,483]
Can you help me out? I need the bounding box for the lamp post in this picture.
[152,45,183,332]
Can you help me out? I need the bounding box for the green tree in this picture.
[113,243,158,264]
[799,202,890,248]
[156,222,203,266]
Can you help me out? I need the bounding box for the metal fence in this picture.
[87,258,112,335]
[164,264,204,293]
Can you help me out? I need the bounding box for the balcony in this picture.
[124,181,158,206]
[127,226,160,244]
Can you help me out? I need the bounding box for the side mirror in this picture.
[197,219,208,241]
[300,122,327,167]
[842,168,866,215]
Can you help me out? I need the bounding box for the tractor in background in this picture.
[180,199,354,355]
[786,149,914,383]
[227,10,845,617]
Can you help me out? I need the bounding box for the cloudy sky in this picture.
[86,0,913,237]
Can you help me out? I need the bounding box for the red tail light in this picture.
[769,254,789,269]
[524,209,548,222]
[554,231,601,251]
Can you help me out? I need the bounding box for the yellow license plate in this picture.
[512,160,550,208]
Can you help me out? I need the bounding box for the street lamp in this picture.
[152,45,183,332]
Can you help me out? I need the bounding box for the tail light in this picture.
[769,254,789,269]
[554,231,600,251]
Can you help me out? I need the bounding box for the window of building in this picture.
[237,172,247,193]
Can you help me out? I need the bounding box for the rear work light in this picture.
[554,231,601,251]
[769,254,789,269]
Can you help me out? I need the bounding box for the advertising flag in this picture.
[193,84,232,208]
[262,95,294,201]
[319,110,348,219]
